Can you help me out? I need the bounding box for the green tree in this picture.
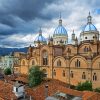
[28,66,45,87]
[4,67,12,75]
[76,81,92,91]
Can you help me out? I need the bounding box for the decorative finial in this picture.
[87,11,92,24]
[48,35,51,40]
[73,29,75,34]
[59,12,62,25]
[60,12,61,19]
[39,27,42,35]
[29,44,31,47]
[75,37,78,41]
[89,11,90,16]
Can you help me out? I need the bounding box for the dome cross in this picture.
[87,12,92,24]
[59,12,62,26]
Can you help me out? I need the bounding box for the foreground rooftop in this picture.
[0,75,99,100]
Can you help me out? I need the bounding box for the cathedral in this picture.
[15,12,100,88]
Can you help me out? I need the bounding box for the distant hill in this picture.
[0,47,28,56]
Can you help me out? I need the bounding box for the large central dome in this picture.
[53,16,67,37]
[53,14,68,45]
[54,25,67,35]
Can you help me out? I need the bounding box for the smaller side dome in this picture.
[34,28,47,44]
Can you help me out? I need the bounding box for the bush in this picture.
[75,81,92,91]
[94,87,100,93]
[70,85,76,89]
[4,67,12,75]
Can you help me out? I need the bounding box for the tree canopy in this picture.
[4,67,12,75]
[28,66,45,87]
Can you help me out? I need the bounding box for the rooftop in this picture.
[0,75,99,100]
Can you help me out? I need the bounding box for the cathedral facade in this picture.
[15,13,100,88]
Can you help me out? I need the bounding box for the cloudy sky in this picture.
[0,0,100,48]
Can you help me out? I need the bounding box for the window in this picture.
[93,73,97,81]
[53,70,56,76]
[75,59,80,67]
[42,51,48,65]
[85,37,87,39]
[16,88,18,92]
[57,60,61,67]
[84,46,89,52]
[70,71,73,78]
[67,48,71,53]
[62,70,65,77]
[22,60,25,65]
[82,72,86,79]
[32,60,35,65]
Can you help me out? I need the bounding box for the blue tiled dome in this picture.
[54,25,67,35]
[35,34,46,42]
[34,29,46,43]
[83,24,97,31]
[83,12,97,32]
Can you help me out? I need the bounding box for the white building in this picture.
[13,81,24,98]
[1,53,19,72]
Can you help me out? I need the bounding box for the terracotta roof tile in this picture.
[25,79,100,100]
[0,81,17,100]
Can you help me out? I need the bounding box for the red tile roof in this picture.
[15,76,28,83]
[26,79,83,100]
[25,79,100,100]
[0,81,17,100]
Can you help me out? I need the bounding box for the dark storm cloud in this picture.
[0,0,55,21]
[0,0,100,47]
[0,0,56,36]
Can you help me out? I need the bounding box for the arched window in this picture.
[53,70,56,76]
[84,46,89,52]
[22,60,25,65]
[82,72,86,79]
[75,59,80,67]
[57,60,61,67]
[32,60,35,65]
[62,70,65,77]
[93,73,97,81]
[42,51,48,65]
[70,71,73,78]
[67,48,71,53]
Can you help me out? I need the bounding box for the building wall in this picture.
[18,42,100,89]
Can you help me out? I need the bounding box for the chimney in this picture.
[45,85,48,98]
